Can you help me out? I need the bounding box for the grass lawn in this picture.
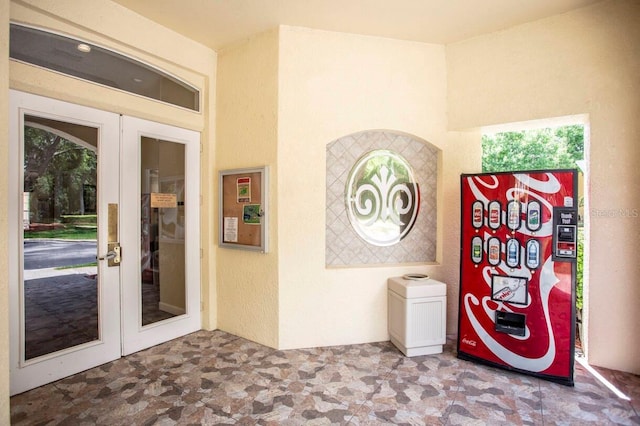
[56,262,98,269]
[24,227,97,240]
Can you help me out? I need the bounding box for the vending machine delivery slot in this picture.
[495,311,526,337]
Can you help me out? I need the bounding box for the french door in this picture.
[9,91,201,395]
[120,116,201,355]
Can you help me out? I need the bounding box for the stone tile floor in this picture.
[10,330,640,425]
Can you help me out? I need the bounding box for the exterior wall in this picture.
[447,0,640,374]
[1,0,10,422]
[442,131,482,335]
[215,29,280,348]
[277,26,470,349]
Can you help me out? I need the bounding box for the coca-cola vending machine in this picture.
[457,170,578,385]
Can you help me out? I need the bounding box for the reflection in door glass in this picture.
[140,137,186,326]
[22,116,98,360]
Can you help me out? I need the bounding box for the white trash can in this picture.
[388,275,447,356]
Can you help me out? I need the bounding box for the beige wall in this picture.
[447,0,640,374]
[277,27,468,349]
[215,29,280,348]
[1,0,10,422]
[215,27,477,349]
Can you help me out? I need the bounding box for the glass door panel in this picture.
[140,137,186,326]
[120,116,200,356]
[22,116,99,359]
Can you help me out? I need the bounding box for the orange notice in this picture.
[150,193,177,208]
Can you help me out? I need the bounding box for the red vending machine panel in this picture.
[457,170,577,385]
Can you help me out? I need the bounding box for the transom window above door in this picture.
[9,23,201,112]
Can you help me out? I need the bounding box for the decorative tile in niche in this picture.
[326,130,438,266]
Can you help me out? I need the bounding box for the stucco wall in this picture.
[1,0,11,422]
[447,0,640,374]
[215,29,280,348]
[277,27,470,349]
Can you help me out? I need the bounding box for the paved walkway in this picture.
[23,266,97,280]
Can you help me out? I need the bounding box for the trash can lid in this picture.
[388,276,447,298]
[402,273,430,281]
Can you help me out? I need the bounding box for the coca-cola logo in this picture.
[461,337,477,347]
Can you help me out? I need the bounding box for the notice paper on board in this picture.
[243,204,261,225]
[237,177,251,203]
[223,217,238,242]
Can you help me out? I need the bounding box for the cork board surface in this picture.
[221,171,263,248]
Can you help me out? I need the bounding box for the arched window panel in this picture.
[10,24,200,112]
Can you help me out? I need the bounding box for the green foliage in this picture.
[24,126,97,222]
[60,214,97,225]
[24,227,97,240]
[576,228,584,310]
[482,125,586,313]
[482,125,584,172]
[55,261,98,270]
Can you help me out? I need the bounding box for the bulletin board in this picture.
[219,166,268,252]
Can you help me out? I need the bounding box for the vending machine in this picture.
[457,170,578,385]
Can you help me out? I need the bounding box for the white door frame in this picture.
[9,91,201,395]
[9,91,122,395]
[120,116,201,355]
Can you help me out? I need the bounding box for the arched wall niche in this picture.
[326,130,438,266]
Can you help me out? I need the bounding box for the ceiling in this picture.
[112,0,602,51]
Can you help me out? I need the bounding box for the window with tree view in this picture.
[482,123,586,333]
[482,125,584,172]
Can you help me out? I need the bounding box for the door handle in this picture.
[97,203,120,267]
[98,251,116,260]
[98,242,121,267]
